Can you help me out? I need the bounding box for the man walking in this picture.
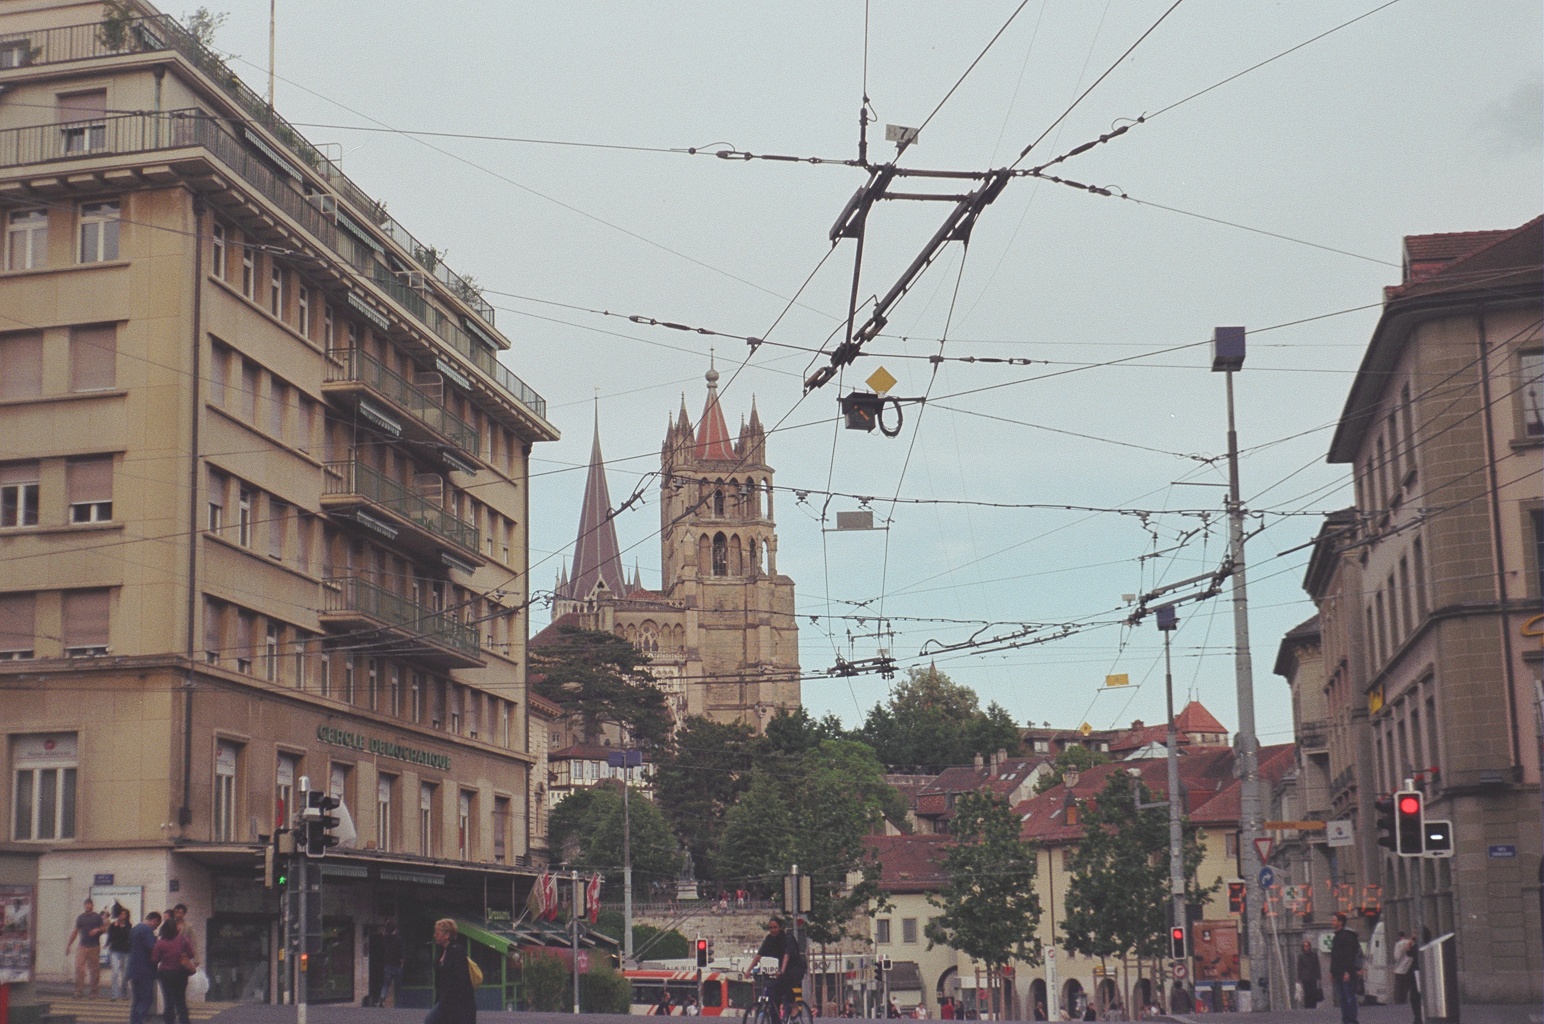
[1329,913,1362,1024]
[377,918,405,1008]
[128,912,163,1024]
[1296,938,1322,1009]
[65,898,106,998]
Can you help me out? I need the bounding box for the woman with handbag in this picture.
[428,919,477,1024]
[151,917,196,1024]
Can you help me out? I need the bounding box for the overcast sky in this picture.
[219,0,1541,746]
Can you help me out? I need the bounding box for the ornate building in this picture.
[542,365,801,729]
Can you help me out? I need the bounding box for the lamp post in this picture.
[1155,604,1188,973]
[1212,326,1266,1008]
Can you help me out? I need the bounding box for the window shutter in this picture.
[62,589,109,648]
[57,90,106,122]
[268,501,286,559]
[66,457,112,505]
[0,592,35,651]
[236,612,254,657]
[69,325,116,391]
[0,332,43,399]
[204,597,222,655]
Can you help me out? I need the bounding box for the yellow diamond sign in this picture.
[1079,721,1093,737]
[866,366,897,394]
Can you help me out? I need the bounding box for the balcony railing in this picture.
[326,348,478,456]
[324,460,480,557]
[321,575,480,660]
[0,13,497,325]
[0,107,547,422]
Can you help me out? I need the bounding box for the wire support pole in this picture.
[1163,627,1186,974]
[1224,368,1266,1009]
[623,758,634,962]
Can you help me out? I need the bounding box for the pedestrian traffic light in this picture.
[1374,795,1397,851]
[1169,926,1186,959]
[1227,882,1245,914]
[1395,789,1424,856]
[881,956,893,972]
[304,791,341,858]
[695,937,709,968]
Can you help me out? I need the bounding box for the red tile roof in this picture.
[1175,701,1228,735]
[864,833,952,893]
[549,743,653,763]
[694,368,736,461]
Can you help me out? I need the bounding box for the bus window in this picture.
[702,981,723,1008]
[728,980,754,1010]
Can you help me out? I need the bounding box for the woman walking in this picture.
[106,907,133,1000]
[151,917,196,1024]
[427,919,477,1024]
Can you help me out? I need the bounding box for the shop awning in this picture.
[887,961,924,993]
[456,918,619,951]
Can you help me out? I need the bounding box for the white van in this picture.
[1363,922,1389,1004]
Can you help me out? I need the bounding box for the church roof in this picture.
[564,417,626,602]
[694,364,736,461]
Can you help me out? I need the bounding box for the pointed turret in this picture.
[564,416,627,602]
[694,362,735,461]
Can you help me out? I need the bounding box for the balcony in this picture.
[319,576,482,668]
[1296,718,1329,750]
[324,348,479,461]
[321,460,483,566]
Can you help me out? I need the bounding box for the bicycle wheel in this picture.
[744,1004,774,1024]
[789,1000,814,1024]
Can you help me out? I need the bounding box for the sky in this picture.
[217,0,1541,748]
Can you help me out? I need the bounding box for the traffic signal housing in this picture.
[1374,795,1397,851]
[1169,926,1186,959]
[304,791,341,858]
[1395,790,1424,856]
[256,840,275,888]
[695,937,709,968]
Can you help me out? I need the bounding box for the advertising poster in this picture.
[0,884,35,984]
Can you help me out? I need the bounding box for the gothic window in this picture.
[712,532,728,576]
[730,535,743,576]
[713,487,725,517]
[764,479,774,519]
[698,534,711,575]
[750,537,763,575]
[639,622,659,653]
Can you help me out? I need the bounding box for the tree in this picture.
[859,665,1022,771]
[530,626,672,747]
[653,715,761,883]
[184,7,228,49]
[1033,745,1112,794]
[926,791,1042,1020]
[714,769,794,898]
[1059,771,1215,965]
[548,784,681,895]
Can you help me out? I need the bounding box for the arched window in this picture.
[764,479,774,519]
[639,622,659,653]
[713,487,725,517]
[749,536,763,575]
[712,532,728,576]
[730,535,743,576]
[697,534,711,575]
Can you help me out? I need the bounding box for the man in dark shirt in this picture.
[748,917,804,1023]
[1329,913,1363,1024]
[128,911,162,1024]
[65,898,106,998]
[378,918,405,1007]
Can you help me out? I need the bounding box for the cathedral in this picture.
[543,364,801,729]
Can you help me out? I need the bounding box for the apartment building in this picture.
[1301,216,1542,1002]
[0,0,558,1004]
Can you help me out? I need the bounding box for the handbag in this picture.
[467,957,483,987]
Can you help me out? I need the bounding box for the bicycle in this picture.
[744,967,813,1024]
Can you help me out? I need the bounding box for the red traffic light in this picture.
[1398,795,1420,815]
[1171,927,1183,940]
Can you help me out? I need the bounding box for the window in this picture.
[268,500,287,561]
[241,360,259,423]
[203,597,222,665]
[368,658,379,710]
[343,656,355,704]
[6,209,47,271]
[1521,351,1542,438]
[207,469,226,532]
[61,587,109,657]
[0,332,43,399]
[213,740,240,842]
[12,733,77,840]
[0,593,36,660]
[412,672,424,723]
[70,324,116,391]
[323,304,335,352]
[875,919,891,945]
[297,286,310,338]
[78,201,119,263]
[269,379,287,439]
[902,918,918,944]
[458,790,473,860]
[329,764,352,816]
[241,246,254,298]
[1,463,39,528]
[377,775,395,851]
[265,622,279,681]
[58,90,106,153]
[389,665,401,717]
[1225,832,1240,859]
[419,783,435,857]
[235,612,253,674]
[712,532,728,576]
[269,264,284,317]
[237,488,253,547]
[209,344,229,406]
[210,222,226,280]
[1399,383,1416,479]
[317,654,330,697]
[492,795,510,863]
[1531,508,1544,598]
[275,753,299,831]
[0,41,32,69]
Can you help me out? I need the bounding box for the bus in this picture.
[624,969,754,1016]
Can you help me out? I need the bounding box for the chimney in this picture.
[1131,719,1144,730]
[1064,769,1081,790]
[973,753,984,769]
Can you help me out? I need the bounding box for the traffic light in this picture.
[880,956,893,972]
[841,392,883,432]
[1395,790,1424,856]
[695,937,709,968]
[1374,795,1397,851]
[1169,926,1186,959]
[1423,819,1453,858]
[256,840,275,888]
[304,791,341,858]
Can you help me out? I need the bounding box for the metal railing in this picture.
[326,348,478,455]
[321,575,480,659]
[0,13,498,324]
[324,460,480,556]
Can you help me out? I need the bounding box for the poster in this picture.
[0,884,36,984]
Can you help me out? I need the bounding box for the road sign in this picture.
[1488,844,1517,859]
[1105,673,1130,687]
[1079,722,1092,736]
[1171,963,1187,980]
[1253,837,1275,864]
[1326,819,1354,847]
[866,367,897,394]
[1258,866,1276,889]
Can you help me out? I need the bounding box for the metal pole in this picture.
[267,0,276,108]
[1406,778,1427,1024]
[624,757,634,962]
[296,850,307,1024]
[1225,369,1266,1007]
[1163,626,1187,975]
[572,869,582,1014]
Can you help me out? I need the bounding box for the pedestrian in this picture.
[843,1001,858,1018]
[170,906,195,960]
[888,998,902,1018]
[152,916,196,1024]
[914,1003,930,1019]
[379,918,405,1008]
[1168,984,1191,1015]
[652,988,673,1015]
[1391,932,1414,1007]
[683,993,701,1016]
[1297,938,1323,1009]
[941,997,955,1021]
[1082,999,1096,1021]
[1329,913,1362,1024]
[128,912,162,1024]
[107,906,134,1000]
[427,918,476,1024]
[1033,1001,1045,1022]
[65,897,107,998]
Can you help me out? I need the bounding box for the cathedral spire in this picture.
[565,415,627,602]
[694,355,735,460]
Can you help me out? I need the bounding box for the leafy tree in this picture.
[596,909,689,960]
[531,627,672,747]
[1033,744,1112,794]
[926,791,1042,1020]
[715,769,795,897]
[762,706,850,762]
[1059,771,1215,964]
[859,665,1022,771]
[653,716,761,882]
[185,7,229,49]
[548,784,681,894]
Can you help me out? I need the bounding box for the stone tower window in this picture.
[712,532,728,576]
[713,488,725,517]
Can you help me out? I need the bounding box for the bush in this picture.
[581,962,632,1013]
[521,952,571,1012]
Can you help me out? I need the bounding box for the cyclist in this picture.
[748,917,805,1023]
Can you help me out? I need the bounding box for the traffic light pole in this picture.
[295,848,308,1024]
[1161,615,1188,974]
[1405,778,1427,1020]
